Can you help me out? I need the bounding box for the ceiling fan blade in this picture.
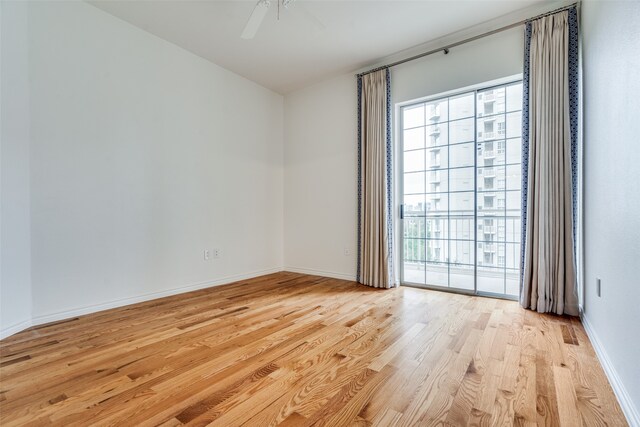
[241,1,270,40]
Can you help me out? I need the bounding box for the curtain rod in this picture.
[356,2,578,78]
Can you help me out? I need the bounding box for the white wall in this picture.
[1,0,33,336]
[0,0,284,332]
[582,1,640,423]
[284,74,358,279]
[283,25,524,280]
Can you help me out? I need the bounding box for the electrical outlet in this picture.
[213,248,220,259]
[343,248,351,256]
[596,278,601,297]
[204,249,210,261]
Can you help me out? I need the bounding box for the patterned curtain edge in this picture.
[519,21,532,292]
[385,69,394,286]
[568,6,579,252]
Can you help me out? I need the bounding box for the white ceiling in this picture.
[89,0,551,94]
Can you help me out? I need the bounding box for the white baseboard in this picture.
[581,313,640,427]
[284,266,356,282]
[1,267,282,340]
[0,319,33,341]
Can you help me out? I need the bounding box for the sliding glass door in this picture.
[400,80,523,299]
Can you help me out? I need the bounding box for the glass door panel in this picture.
[401,80,523,299]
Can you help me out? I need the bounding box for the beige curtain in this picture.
[521,11,579,315]
[358,69,393,288]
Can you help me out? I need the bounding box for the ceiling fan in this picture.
[241,0,323,40]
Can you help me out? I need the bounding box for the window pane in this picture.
[506,138,522,164]
[404,104,424,128]
[404,238,425,262]
[477,264,505,294]
[505,271,519,296]
[506,165,521,190]
[450,263,474,290]
[505,243,521,296]
[404,172,424,194]
[450,217,474,240]
[427,170,448,193]
[477,141,505,166]
[450,191,474,215]
[450,143,474,168]
[425,262,448,287]
[450,167,474,192]
[451,240,474,266]
[506,191,521,212]
[506,111,522,138]
[478,192,504,215]
[404,149,425,172]
[450,118,474,144]
[426,100,448,123]
[426,123,448,147]
[426,147,448,169]
[404,127,425,151]
[425,240,448,263]
[404,261,426,284]
[450,93,474,120]
[404,194,425,216]
[426,218,448,239]
[477,87,505,117]
[480,217,503,242]
[404,218,425,238]
[477,116,505,142]
[506,84,523,112]
[426,193,448,216]
[477,166,505,193]
[506,216,521,243]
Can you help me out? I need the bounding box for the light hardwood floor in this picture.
[0,272,627,426]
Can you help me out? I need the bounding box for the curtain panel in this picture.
[357,69,394,288]
[520,6,580,315]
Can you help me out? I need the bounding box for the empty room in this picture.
[1,0,639,425]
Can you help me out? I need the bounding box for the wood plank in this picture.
[553,365,581,427]
[371,408,402,427]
